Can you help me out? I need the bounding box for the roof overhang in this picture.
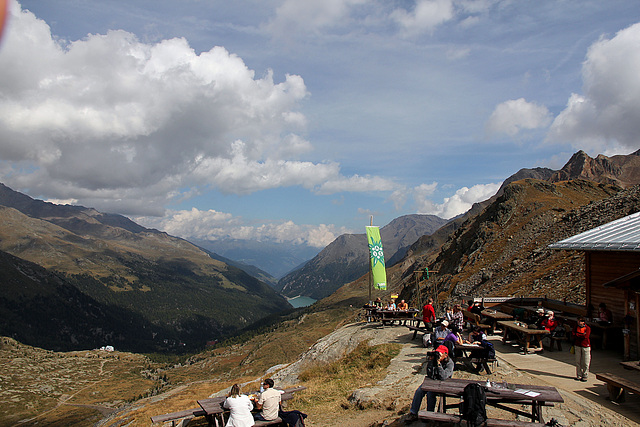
[549,211,640,251]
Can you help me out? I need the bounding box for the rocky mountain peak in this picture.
[548,150,640,188]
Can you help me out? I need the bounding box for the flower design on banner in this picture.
[369,237,385,267]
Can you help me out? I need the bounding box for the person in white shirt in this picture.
[253,378,281,421]
[223,384,254,427]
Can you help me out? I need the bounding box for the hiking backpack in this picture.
[480,339,495,359]
[461,382,487,427]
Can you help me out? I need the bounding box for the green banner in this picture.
[366,226,387,290]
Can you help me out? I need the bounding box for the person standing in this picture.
[572,317,591,382]
[253,378,281,421]
[223,384,254,427]
[451,304,464,331]
[422,298,436,330]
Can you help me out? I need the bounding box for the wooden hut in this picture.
[549,212,640,360]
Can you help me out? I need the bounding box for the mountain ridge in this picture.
[0,184,291,352]
[277,214,449,299]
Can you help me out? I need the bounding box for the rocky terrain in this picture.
[393,180,640,309]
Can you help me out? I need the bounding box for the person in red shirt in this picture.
[422,297,436,331]
[541,311,558,332]
[572,317,591,382]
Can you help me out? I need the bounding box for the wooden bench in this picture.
[407,325,430,340]
[254,417,284,426]
[596,373,640,403]
[455,356,497,374]
[417,410,543,426]
[463,311,491,331]
[150,408,206,425]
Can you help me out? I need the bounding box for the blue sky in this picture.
[1,0,639,248]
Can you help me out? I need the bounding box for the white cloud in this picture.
[392,0,455,36]
[315,174,397,195]
[548,22,640,153]
[414,182,501,219]
[486,98,552,137]
[266,0,370,39]
[0,3,394,215]
[135,208,350,248]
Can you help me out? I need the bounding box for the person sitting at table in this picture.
[451,304,465,331]
[422,297,436,330]
[374,297,383,308]
[444,306,453,322]
[444,326,464,357]
[526,308,547,351]
[466,326,487,344]
[224,384,255,427]
[572,317,591,382]
[470,300,484,315]
[252,378,281,421]
[397,299,409,311]
[598,303,613,325]
[541,310,558,332]
[386,300,397,310]
[405,344,455,422]
[534,308,546,327]
[467,299,475,311]
[432,320,450,347]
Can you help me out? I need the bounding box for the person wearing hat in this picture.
[528,308,548,352]
[432,320,451,348]
[405,344,454,422]
[540,310,559,351]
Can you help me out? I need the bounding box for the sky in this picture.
[0,0,639,249]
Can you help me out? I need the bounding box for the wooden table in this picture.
[198,386,307,426]
[481,309,513,332]
[419,377,563,424]
[454,343,495,374]
[620,360,640,372]
[378,309,419,326]
[362,305,380,322]
[498,320,549,354]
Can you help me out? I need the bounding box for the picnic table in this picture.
[620,360,640,372]
[378,309,419,326]
[454,343,496,374]
[498,320,549,354]
[152,386,307,427]
[481,309,513,332]
[362,304,381,322]
[418,377,563,424]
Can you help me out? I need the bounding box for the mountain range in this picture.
[282,149,640,302]
[0,184,290,352]
[2,149,639,353]
[192,238,321,280]
[276,214,449,299]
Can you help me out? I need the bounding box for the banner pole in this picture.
[368,216,373,302]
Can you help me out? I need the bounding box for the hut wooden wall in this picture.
[586,251,640,359]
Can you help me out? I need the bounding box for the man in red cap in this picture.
[405,344,454,422]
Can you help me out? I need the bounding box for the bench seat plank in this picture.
[417,411,543,426]
[254,417,283,426]
[596,372,640,402]
[151,408,205,423]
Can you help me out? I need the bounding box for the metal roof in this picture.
[548,211,640,251]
